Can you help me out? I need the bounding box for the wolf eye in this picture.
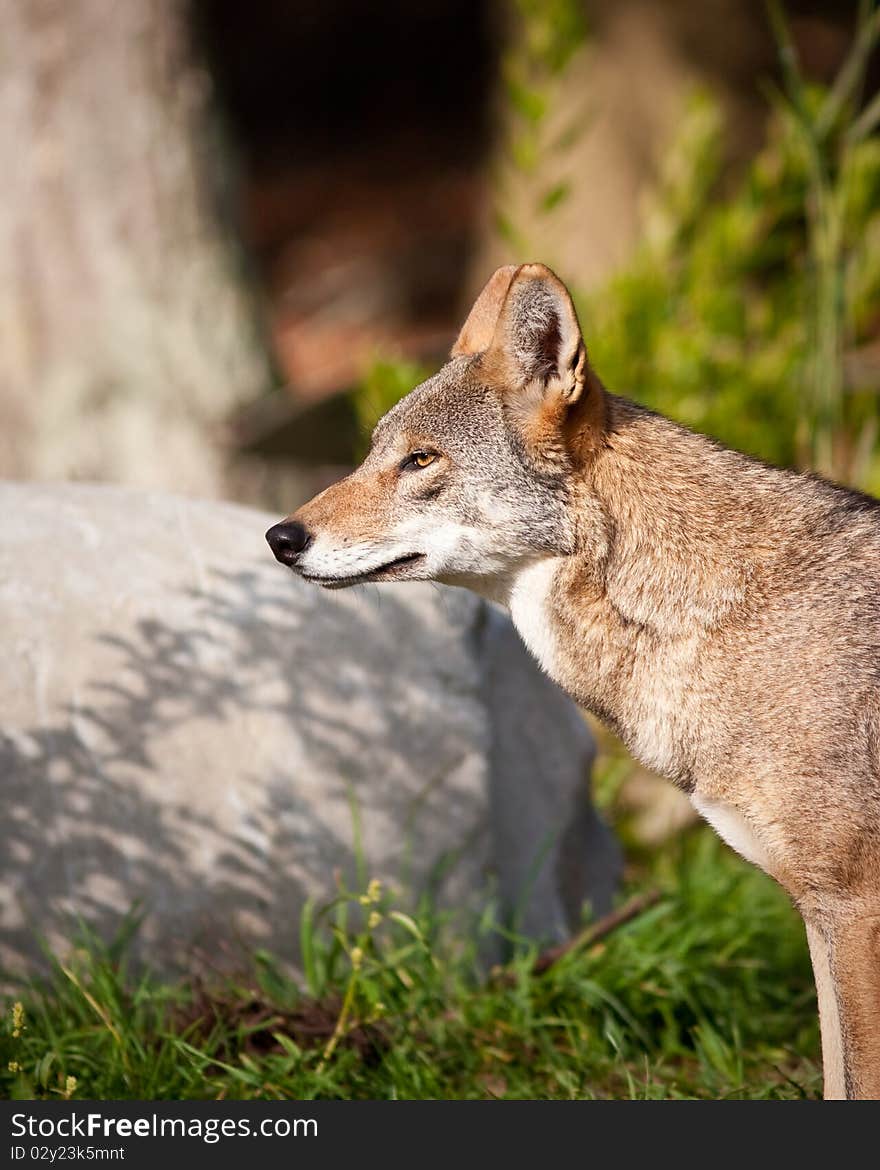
[403,451,438,470]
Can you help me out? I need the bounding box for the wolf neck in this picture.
[502,393,784,781]
[580,394,770,632]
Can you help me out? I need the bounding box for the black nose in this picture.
[266,520,312,565]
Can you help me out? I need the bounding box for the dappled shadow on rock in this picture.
[1,485,615,979]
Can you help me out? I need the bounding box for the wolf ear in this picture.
[486,263,587,407]
[454,264,588,412]
[451,265,519,358]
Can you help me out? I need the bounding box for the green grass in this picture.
[1,826,821,1101]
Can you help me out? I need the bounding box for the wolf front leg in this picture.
[804,920,846,1099]
[805,912,880,1099]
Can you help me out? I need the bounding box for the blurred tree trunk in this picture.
[0,0,276,496]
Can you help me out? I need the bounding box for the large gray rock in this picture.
[0,484,620,975]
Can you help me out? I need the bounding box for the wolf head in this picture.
[266,264,606,599]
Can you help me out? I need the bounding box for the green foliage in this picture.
[511,0,586,78]
[493,0,588,252]
[585,4,880,490]
[0,831,819,1100]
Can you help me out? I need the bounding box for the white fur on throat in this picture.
[506,558,564,677]
[691,793,773,875]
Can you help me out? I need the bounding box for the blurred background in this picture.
[4,0,880,836]
[5,0,880,513]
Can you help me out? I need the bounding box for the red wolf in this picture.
[268,263,880,1098]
